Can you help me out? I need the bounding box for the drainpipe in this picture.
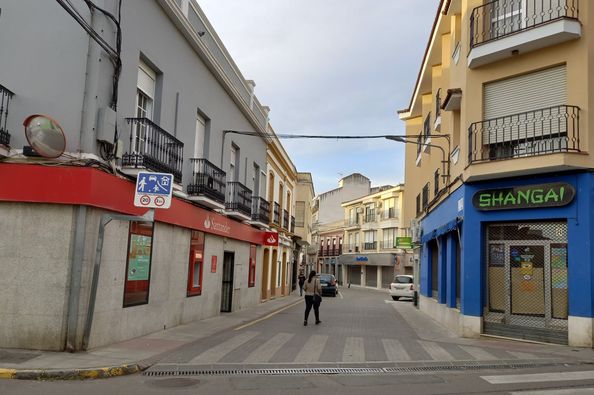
[79,6,104,154]
[65,206,87,351]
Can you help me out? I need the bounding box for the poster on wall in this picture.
[128,234,152,281]
[551,244,568,289]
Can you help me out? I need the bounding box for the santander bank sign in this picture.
[263,231,279,246]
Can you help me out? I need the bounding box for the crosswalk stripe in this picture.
[482,371,594,385]
[343,337,365,362]
[458,345,498,360]
[243,333,294,363]
[507,351,541,360]
[293,335,328,363]
[510,388,594,395]
[417,341,455,361]
[381,339,411,361]
[189,331,259,363]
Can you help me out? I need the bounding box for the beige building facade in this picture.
[339,185,413,289]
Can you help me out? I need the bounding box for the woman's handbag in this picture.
[313,279,322,305]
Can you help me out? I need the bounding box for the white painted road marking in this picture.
[243,332,294,363]
[294,335,328,363]
[482,370,594,385]
[190,331,259,363]
[418,340,455,361]
[459,345,498,360]
[342,337,365,362]
[381,339,411,361]
[510,388,594,395]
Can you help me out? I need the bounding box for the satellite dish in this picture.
[23,114,66,158]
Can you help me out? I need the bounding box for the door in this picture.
[484,222,568,344]
[220,252,234,313]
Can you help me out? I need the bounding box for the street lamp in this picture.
[385,135,451,185]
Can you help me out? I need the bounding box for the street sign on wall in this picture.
[396,237,413,249]
[134,172,174,209]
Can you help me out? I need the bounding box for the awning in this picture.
[421,217,463,243]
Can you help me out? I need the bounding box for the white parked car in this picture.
[389,275,415,301]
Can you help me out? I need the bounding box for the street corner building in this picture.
[398,0,594,346]
[0,0,307,351]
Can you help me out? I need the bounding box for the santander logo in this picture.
[203,215,231,234]
[267,234,277,244]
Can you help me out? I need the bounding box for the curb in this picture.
[0,363,145,380]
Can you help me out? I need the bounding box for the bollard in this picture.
[413,290,419,307]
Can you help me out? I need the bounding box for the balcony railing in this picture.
[344,244,360,253]
[290,216,295,233]
[123,118,184,182]
[363,242,377,251]
[251,196,270,224]
[468,105,580,163]
[363,212,376,223]
[283,209,289,230]
[0,84,14,146]
[344,218,359,227]
[187,158,226,204]
[273,202,281,226]
[380,240,397,249]
[383,207,399,219]
[470,0,579,48]
[225,181,252,217]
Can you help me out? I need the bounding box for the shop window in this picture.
[187,230,205,296]
[248,244,257,287]
[123,221,154,307]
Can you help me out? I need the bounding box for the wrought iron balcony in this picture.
[290,216,295,233]
[283,209,289,230]
[344,244,360,253]
[380,240,397,249]
[123,118,184,182]
[363,242,377,251]
[383,207,399,219]
[187,158,226,204]
[0,84,14,146]
[344,218,359,227]
[468,105,580,163]
[225,181,252,217]
[363,212,376,223]
[272,202,281,226]
[470,0,579,48]
[251,196,270,224]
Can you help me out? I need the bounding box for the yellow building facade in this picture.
[399,0,594,346]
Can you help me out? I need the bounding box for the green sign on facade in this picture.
[128,234,152,281]
[396,236,413,249]
[472,183,575,211]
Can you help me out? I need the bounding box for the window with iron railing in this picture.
[0,84,14,146]
[434,169,440,196]
[422,183,429,210]
[416,194,421,215]
[435,89,441,118]
[423,113,431,140]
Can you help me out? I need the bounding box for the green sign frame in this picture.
[472,182,575,211]
[396,236,413,249]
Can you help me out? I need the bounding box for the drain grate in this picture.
[143,361,566,377]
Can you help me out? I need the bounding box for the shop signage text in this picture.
[396,237,412,249]
[472,183,575,211]
[355,256,368,262]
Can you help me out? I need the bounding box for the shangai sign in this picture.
[472,182,575,211]
[134,172,174,209]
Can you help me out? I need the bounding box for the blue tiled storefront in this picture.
[419,171,594,346]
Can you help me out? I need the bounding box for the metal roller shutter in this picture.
[484,65,566,120]
[366,266,377,287]
[381,267,393,288]
[348,265,361,285]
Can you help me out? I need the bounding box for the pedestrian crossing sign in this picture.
[134,172,174,209]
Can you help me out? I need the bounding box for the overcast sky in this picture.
[199,0,437,195]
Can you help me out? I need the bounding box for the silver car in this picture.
[389,275,414,301]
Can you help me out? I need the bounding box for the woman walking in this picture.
[303,270,322,326]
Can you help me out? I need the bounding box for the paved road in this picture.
[151,286,557,367]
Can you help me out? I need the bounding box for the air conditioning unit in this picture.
[410,218,421,244]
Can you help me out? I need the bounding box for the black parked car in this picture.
[318,274,338,297]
